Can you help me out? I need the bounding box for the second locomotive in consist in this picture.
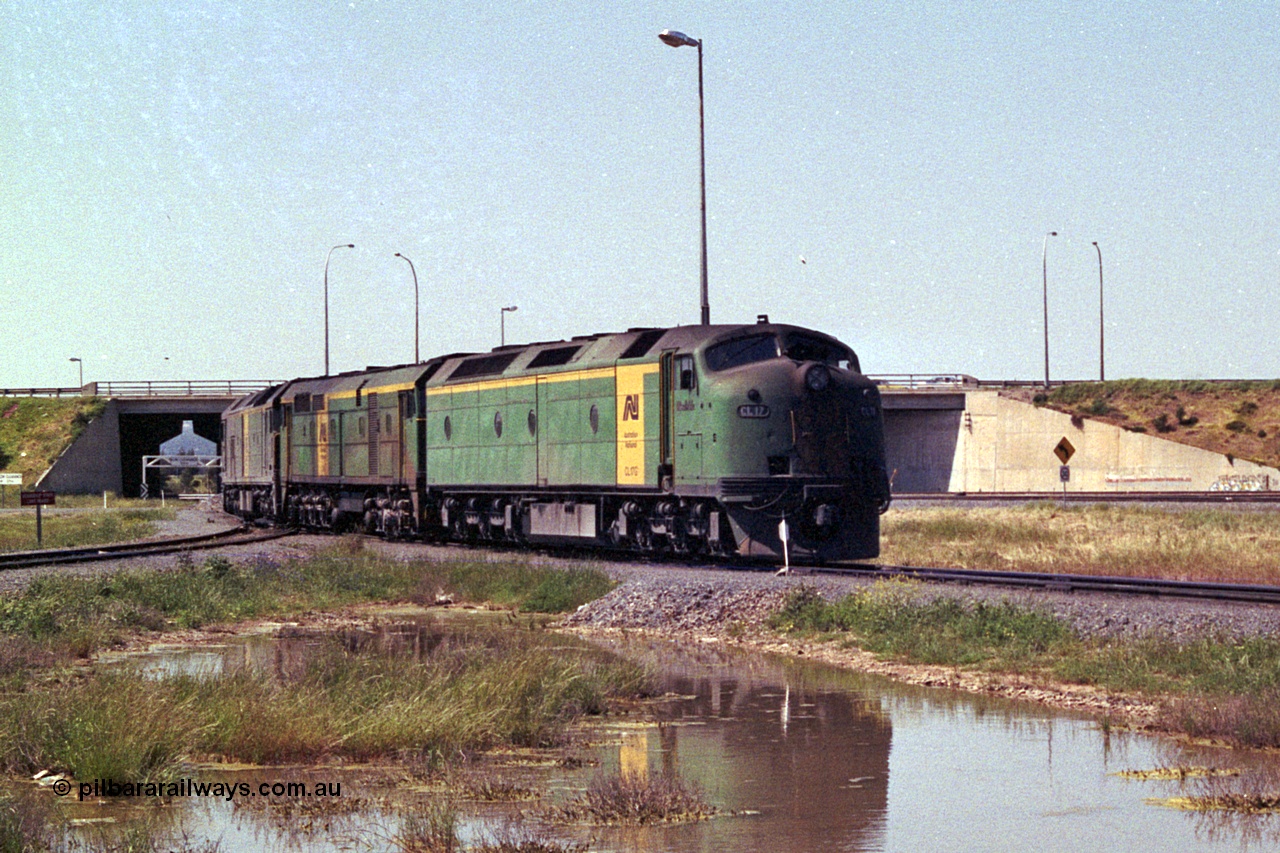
[222,318,891,561]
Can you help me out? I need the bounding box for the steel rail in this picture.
[892,491,1280,504]
[798,562,1280,606]
[0,526,295,571]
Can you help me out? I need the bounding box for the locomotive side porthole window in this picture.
[589,404,600,434]
[494,411,504,438]
[527,409,537,436]
[443,415,452,441]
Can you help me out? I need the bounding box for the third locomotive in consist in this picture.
[222,318,891,561]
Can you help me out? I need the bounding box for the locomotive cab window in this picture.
[784,333,856,371]
[705,334,779,371]
[677,355,696,390]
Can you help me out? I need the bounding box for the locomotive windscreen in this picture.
[783,334,856,371]
[705,334,779,371]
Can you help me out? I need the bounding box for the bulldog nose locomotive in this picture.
[222,319,891,561]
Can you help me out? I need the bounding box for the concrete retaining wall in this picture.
[884,389,1280,493]
[36,400,123,494]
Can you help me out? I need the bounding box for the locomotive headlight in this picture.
[805,364,831,392]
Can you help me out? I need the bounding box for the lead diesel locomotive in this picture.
[222,319,891,561]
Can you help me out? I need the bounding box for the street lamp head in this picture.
[659,29,699,48]
[1092,241,1098,247]
[69,357,81,363]
[1049,231,1058,237]
[503,305,518,312]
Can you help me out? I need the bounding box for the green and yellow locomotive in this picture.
[222,319,891,561]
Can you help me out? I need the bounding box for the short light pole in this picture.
[324,243,355,376]
[394,253,420,363]
[659,29,710,325]
[69,357,83,387]
[500,305,517,347]
[1092,241,1104,382]
[1042,231,1058,388]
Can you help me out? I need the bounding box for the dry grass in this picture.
[0,507,171,553]
[1037,380,1280,469]
[549,770,715,826]
[880,504,1280,584]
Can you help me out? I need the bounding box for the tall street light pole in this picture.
[659,29,710,325]
[69,357,82,388]
[1092,241,1104,382]
[324,243,355,376]
[394,253,420,364]
[1042,231,1058,388]
[501,305,517,347]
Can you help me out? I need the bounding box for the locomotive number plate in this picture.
[737,404,770,419]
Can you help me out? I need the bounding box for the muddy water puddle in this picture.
[41,623,1280,851]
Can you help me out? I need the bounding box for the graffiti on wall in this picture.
[1209,474,1271,492]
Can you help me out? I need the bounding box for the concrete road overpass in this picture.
[34,381,277,497]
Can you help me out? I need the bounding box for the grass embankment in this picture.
[0,397,105,487]
[770,581,1280,750]
[0,506,173,553]
[1037,379,1280,470]
[881,503,1280,585]
[0,542,625,785]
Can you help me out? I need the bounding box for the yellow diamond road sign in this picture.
[1054,437,1076,465]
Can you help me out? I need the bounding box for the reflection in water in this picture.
[77,624,1280,852]
[583,638,893,852]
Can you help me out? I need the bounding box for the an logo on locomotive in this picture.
[622,394,640,421]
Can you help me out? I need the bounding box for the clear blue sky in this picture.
[4,2,1278,386]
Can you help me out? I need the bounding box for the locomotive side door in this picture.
[398,391,412,483]
[671,351,703,485]
[659,352,674,488]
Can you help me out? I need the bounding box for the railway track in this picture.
[802,561,1280,606]
[0,526,295,571]
[5,517,1278,609]
[893,490,1280,504]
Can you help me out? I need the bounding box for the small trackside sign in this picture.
[20,491,55,507]
[737,404,770,419]
[0,473,21,486]
[1054,437,1075,465]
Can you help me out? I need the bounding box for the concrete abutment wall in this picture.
[883,389,1280,493]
